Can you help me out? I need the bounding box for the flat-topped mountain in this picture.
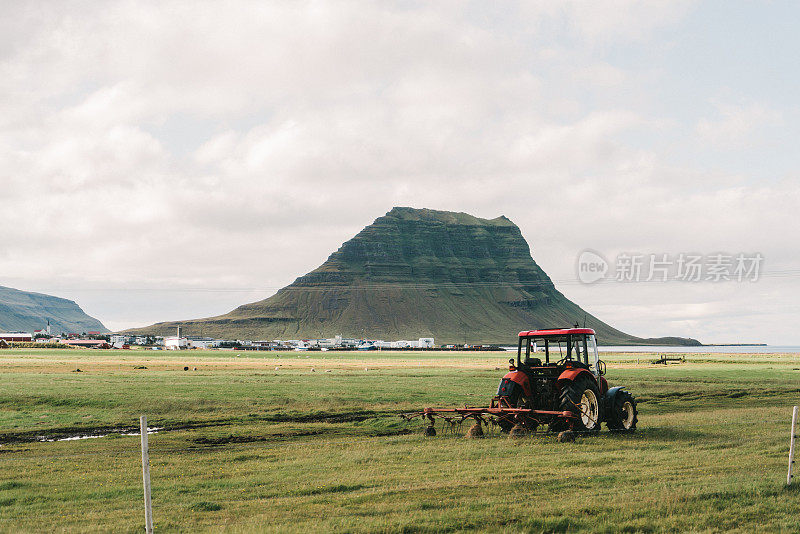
[0,285,108,334]
[128,207,699,345]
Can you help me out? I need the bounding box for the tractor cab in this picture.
[515,327,605,377]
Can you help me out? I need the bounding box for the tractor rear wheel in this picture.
[606,390,638,431]
[558,376,601,432]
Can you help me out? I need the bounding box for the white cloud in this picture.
[0,1,797,343]
[696,99,782,147]
[519,0,696,43]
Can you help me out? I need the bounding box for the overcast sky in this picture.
[2,1,798,344]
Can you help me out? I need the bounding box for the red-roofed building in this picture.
[0,333,32,342]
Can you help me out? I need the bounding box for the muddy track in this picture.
[191,430,329,446]
[0,409,399,444]
[639,387,800,404]
[0,424,142,444]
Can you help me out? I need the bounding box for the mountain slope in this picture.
[0,286,108,334]
[128,207,699,345]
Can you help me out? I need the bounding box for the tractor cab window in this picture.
[587,334,602,376]
[570,337,583,360]
[518,335,591,367]
[546,336,568,364]
[518,337,548,366]
[527,336,568,365]
[547,334,589,369]
[569,335,590,366]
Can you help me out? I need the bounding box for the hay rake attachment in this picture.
[401,396,578,437]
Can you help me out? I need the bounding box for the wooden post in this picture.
[788,406,798,486]
[789,406,798,486]
[140,416,154,533]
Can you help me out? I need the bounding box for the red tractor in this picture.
[403,328,638,434]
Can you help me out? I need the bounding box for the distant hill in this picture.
[0,286,108,334]
[127,207,700,346]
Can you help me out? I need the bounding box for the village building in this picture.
[0,333,32,342]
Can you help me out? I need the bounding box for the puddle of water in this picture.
[38,427,162,442]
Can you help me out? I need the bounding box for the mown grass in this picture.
[0,349,799,532]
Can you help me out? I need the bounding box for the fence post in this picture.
[788,406,798,486]
[140,415,154,533]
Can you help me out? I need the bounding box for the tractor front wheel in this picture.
[558,377,601,432]
[606,390,638,431]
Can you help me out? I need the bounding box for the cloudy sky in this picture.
[2,1,798,343]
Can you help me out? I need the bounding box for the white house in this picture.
[110,334,128,346]
[187,337,220,349]
[164,327,188,350]
[418,338,435,348]
[164,336,188,350]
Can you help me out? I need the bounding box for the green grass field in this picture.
[1,348,799,532]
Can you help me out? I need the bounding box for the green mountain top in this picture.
[128,207,699,346]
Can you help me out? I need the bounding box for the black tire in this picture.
[606,390,638,432]
[558,376,601,432]
[498,416,515,433]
